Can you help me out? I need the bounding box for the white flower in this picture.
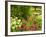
[12,26,15,29]
[18,19,21,22]
[19,25,21,27]
[19,22,22,27]
[15,25,18,27]
[12,21,16,25]
[15,17,18,20]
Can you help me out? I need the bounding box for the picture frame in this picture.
[5,1,45,36]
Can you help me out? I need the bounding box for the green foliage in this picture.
[11,5,42,32]
[11,17,22,32]
[36,15,42,25]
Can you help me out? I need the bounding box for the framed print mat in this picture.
[5,1,45,36]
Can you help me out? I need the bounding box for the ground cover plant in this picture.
[11,5,42,32]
